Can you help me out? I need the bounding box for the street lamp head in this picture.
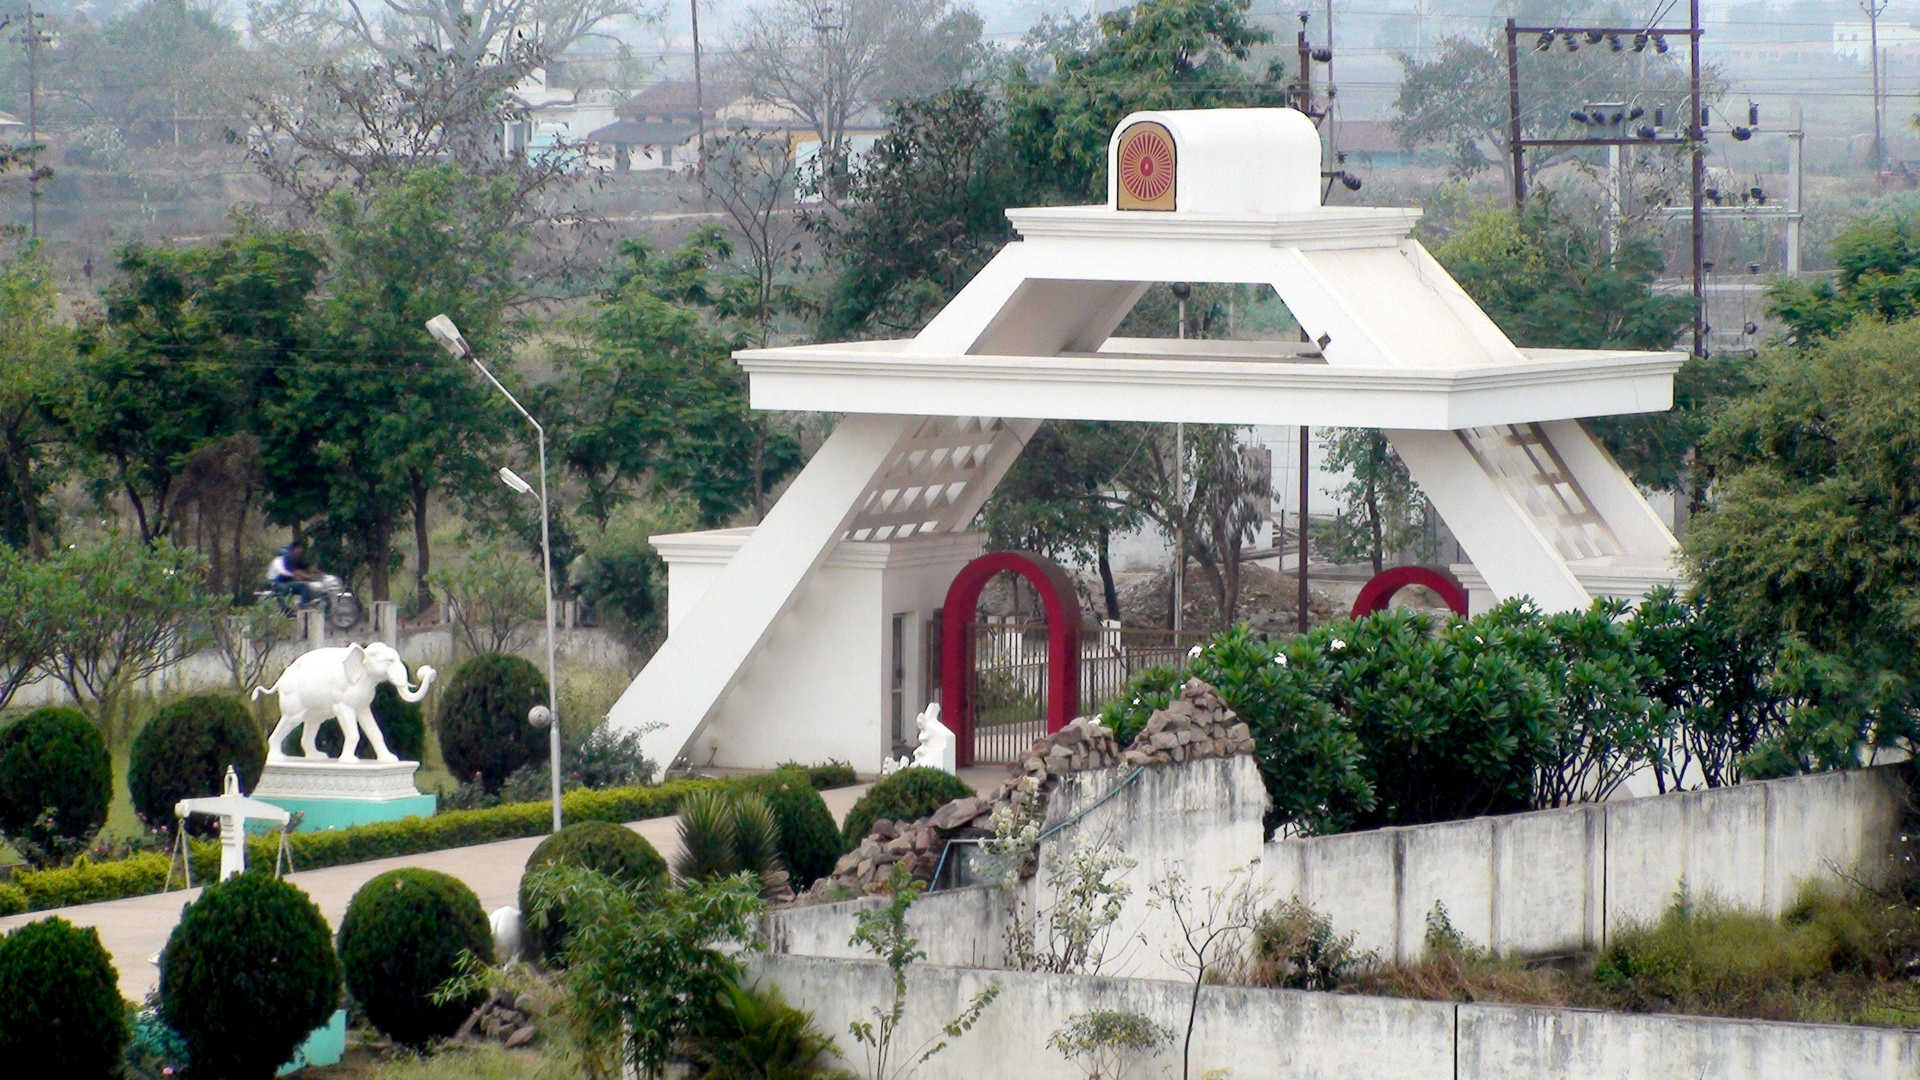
[425,314,472,359]
[528,704,553,729]
[497,466,535,496]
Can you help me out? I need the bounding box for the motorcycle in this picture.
[256,573,363,631]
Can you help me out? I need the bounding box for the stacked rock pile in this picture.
[456,987,540,1049]
[812,678,1252,899]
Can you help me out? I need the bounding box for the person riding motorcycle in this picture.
[267,541,322,609]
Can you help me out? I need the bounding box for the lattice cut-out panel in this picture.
[845,416,1014,541]
[1457,423,1622,562]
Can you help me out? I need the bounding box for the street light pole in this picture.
[426,314,561,833]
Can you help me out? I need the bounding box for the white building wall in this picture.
[654,528,983,773]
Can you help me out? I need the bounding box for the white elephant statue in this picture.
[253,642,436,763]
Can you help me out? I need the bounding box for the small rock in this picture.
[504,1025,537,1049]
[872,819,899,841]
[929,797,982,830]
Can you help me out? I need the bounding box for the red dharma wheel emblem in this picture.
[1115,121,1176,211]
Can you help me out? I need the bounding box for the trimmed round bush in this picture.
[337,868,491,1047]
[130,695,266,836]
[841,766,975,848]
[739,767,844,890]
[311,675,427,761]
[0,916,127,1077]
[437,653,549,791]
[159,872,340,1080]
[520,820,667,961]
[0,707,111,864]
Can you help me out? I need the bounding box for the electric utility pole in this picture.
[1864,0,1887,178]
[2,3,48,240]
[690,0,705,194]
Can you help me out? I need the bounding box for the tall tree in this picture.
[808,86,1030,337]
[726,0,983,193]
[984,421,1143,621]
[1320,429,1428,574]
[269,164,518,603]
[550,226,799,529]
[1004,0,1289,204]
[1768,209,1920,344]
[65,227,323,544]
[0,247,72,555]
[1685,316,1920,772]
[331,0,651,69]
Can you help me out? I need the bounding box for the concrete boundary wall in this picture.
[753,955,1920,1080]
[1263,763,1911,962]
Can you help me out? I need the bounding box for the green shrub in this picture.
[780,758,857,790]
[573,519,667,645]
[5,776,734,915]
[684,978,838,1077]
[841,766,974,848]
[437,652,550,791]
[311,676,427,761]
[0,916,128,1077]
[159,872,340,1080]
[520,820,668,961]
[0,706,112,865]
[129,694,266,836]
[1249,899,1373,990]
[676,789,787,899]
[337,868,492,1047]
[1594,890,1837,1013]
[739,767,844,890]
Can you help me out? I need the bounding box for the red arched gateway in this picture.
[1350,565,1471,618]
[940,552,1082,767]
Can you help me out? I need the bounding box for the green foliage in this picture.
[1686,317,1920,771]
[810,87,1028,336]
[849,866,1000,1080]
[841,766,974,848]
[1319,429,1429,572]
[783,759,857,790]
[1101,605,1682,837]
[520,820,668,962]
[0,916,128,1078]
[1595,888,1860,1015]
[983,421,1143,620]
[1630,588,1787,787]
[34,534,222,745]
[128,694,267,837]
[438,652,551,791]
[1249,899,1372,991]
[123,1002,191,1080]
[1769,210,1920,343]
[571,512,675,646]
[1005,0,1288,202]
[4,777,731,915]
[550,227,799,530]
[0,249,74,557]
[0,706,112,866]
[516,865,764,1078]
[684,979,840,1080]
[432,540,543,655]
[674,789,787,899]
[159,872,340,1080]
[338,868,492,1047]
[736,767,844,890]
[1046,1009,1174,1080]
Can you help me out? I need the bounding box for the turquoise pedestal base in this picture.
[250,758,436,832]
[278,1007,347,1075]
[257,792,437,832]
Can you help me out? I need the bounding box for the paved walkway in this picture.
[0,768,1003,999]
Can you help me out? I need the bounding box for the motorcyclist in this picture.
[267,541,322,608]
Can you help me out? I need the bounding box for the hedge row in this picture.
[0,776,733,916]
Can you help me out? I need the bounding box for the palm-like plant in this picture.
[674,789,791,900]
[686,978,839,1079]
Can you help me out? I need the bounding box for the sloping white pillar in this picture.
[618,414,916,770]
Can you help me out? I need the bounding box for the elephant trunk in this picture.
[391,664,436,703]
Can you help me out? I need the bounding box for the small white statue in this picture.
[489,906,524,965]
[253,642,436,762]
[910,704,958,774]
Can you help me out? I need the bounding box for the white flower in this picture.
[1329,637,1347,651]
[1273,653,1288,667]
[1187,644,1203,659]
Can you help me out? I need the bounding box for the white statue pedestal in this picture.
[252,759,436,832]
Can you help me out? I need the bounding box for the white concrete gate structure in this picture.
[614,108,1686,775]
